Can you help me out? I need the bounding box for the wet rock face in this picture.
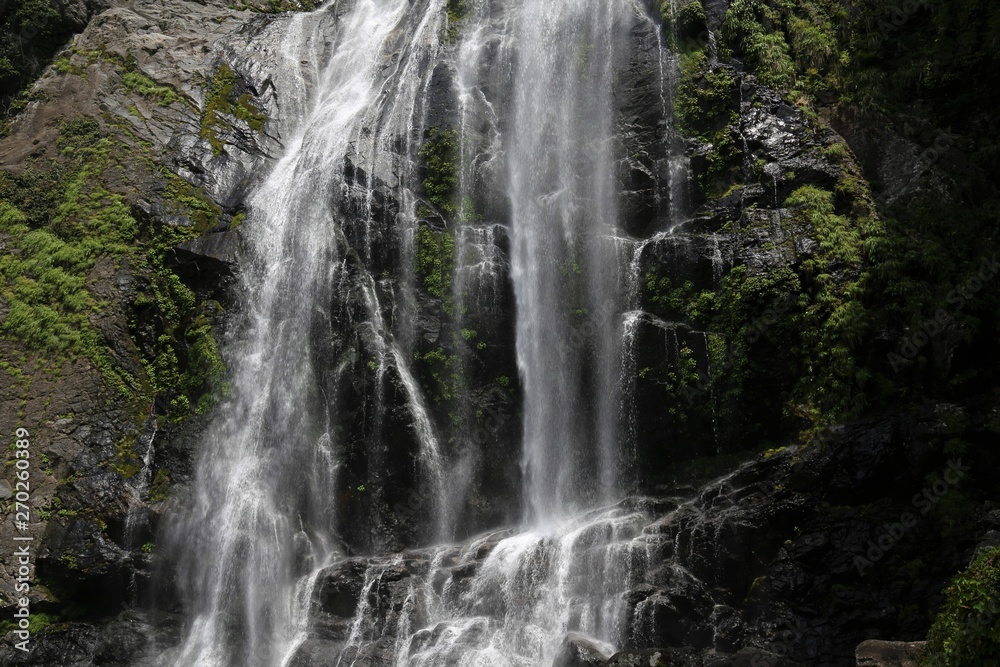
[613,9,673,238]
[553,633,614,667]
[626,71,873,469]
[607,647,803,666]
[0,609,183,667]
[854,639,925,667]
[0,0,294,657]
[258,403,994,667]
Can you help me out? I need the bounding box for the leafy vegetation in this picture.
[414,225,455,302]
[443,0,469,42]
[660,0,707,44]
[720,0,849,99]
[201,63,267,156]
[122,71,179,106]
[722,0,796,89]
[419,128,460,218]
[673,51,735,141]
[666,0,1000,432]
[0,116,226,420]
[781,185,870,417]
[922,547,1000,666]
[0,611,56,636]
[0,0,75,112]
[685,2,1000,650]
[414,346,460,404]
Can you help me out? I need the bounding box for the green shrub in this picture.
[414,224,455,301]
[661,0,707,42]
[722,0,795,89]
[122,71,178,106]
[414,346,460,403]
[674,50,736,140]
[419,128,460,217]
[923,547,1000,666]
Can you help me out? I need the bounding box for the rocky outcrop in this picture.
[629,72,875,469]
[854,640,925,667]
[554,634,615,667]
[0,0,295,657]
[607,647,801,666]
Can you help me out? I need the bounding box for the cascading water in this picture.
[509,0,632,524]
[156,3,447,665]
[153,0,690,664]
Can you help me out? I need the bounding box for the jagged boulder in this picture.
[553,633,613,667]
[855,640,925,667]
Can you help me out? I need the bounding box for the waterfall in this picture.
[152,0,680,665]
[156,3,447,665]
[509,0,631,525]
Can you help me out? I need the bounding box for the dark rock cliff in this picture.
[1,0,998,665]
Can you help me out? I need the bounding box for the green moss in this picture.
[0,119,138,395]
[149,468,170,502]
[0,116,227,420]
[200,63,267,156]
[0,612,56,635]
[54,53,84,77]
[419,128,460,218]
[122,71,178,106]
[111,433,141,478]
[922,547,1000,666]
[703,126,743,197]
[186,316,228,414]
[823,142,849,163]
[673,50,736,141]
[414,224,455,302]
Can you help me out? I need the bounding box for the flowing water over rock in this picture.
[307,502,664,666]
[158,3,449,665]
[509,0,634,523]
[155,0,683,664]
